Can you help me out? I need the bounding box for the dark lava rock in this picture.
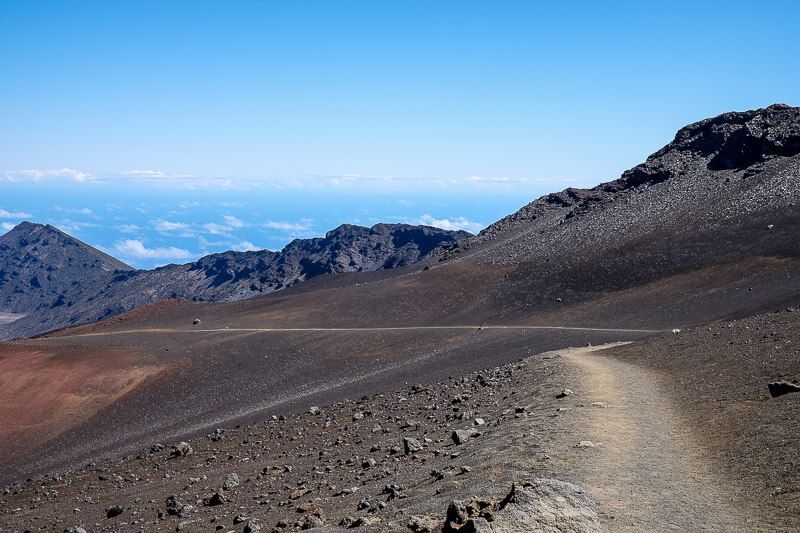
[556,388,573,399]
[768,381,800,398]
[105,504,123,518]
[203,492,227,506]
[165,495,184,516]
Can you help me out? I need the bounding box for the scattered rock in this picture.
[105,504,123,518]
[309,406,322,415]
[203,492,227,506]
[165,495,187,516]
[171,441,194,457]
[222,472,240,490]
[244,519,263,532]
[768,381,800,398]
[451,429,479,445]
[403,437,423,455]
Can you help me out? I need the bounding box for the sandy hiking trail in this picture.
[561,345,769,532]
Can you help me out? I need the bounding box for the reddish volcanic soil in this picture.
[0,345,173,463]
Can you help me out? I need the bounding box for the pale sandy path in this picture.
[58,324,664,338]
[562,346,767,532]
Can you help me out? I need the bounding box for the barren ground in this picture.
[2,310,797,532]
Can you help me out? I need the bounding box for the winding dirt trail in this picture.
[562,347,766,532]
[58,324,664,338]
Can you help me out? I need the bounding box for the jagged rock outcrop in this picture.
[465,103,800,246]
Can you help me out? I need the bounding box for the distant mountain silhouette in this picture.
[0,222,470,339]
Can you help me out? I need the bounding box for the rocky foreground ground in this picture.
[1,341,610,533]
[2,310,799,532]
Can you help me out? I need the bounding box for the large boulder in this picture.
[449,479,600,533]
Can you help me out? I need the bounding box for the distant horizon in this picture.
[2,1,798,267]
[1,170,597,269]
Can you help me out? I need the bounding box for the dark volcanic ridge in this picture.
[0,223,469,340]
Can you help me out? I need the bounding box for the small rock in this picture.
[768,381,800,398]
[556,388,573,399]
[165,495,185,516]
[403,437,423,455]
[575,440,597,448]
[222,472,240,490]
[203,492,227,506]
[308,406,322,415]
[64,528,87,533]
[451,429,478,445]
[105,504,123,518]
[171,442,193,457]
[244,519,262,533]
[192,318,201,325]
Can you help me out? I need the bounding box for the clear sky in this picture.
[1,1,798,267]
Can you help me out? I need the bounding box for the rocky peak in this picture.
[617,103,800,189]
[475,104,800,242]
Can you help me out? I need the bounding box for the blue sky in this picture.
[1,1,798,267]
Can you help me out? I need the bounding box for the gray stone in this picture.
[451,429,478,445]
[171,441,193,457]
[485,479,600,533]
[222,472,240,490]
[403,436,423,455]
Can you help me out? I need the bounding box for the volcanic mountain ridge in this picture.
[0,223,470,340]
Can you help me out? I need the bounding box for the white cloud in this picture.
[1,222,16,232]
[262,219,314,232]
[125,169,165,176]
[223,214,245,228]
[0,208,32,218]
[232,240,260,252]
[54,219,98,233]
[203,222,231,235]
[115,224,142,233]
[153,219,190,232]
[415,215,484,234]
[201,215,249,235]
[113,239,192,260]
[2,168,95,182]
